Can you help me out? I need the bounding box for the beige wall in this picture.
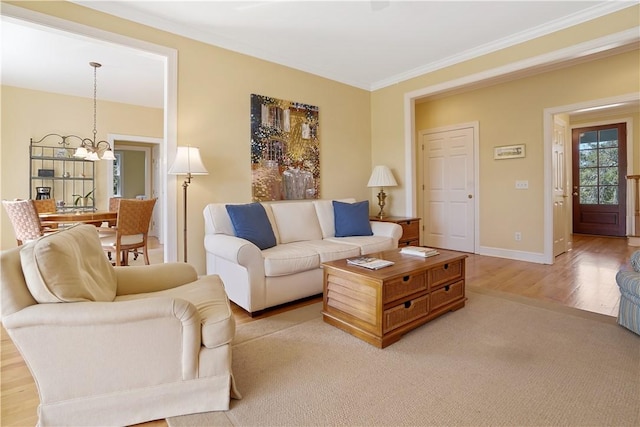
[1,85,162,249]
[414,50,640,253]
[119,150,146,199]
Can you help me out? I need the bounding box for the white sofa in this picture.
[203,199,402,315]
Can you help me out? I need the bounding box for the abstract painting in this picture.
[250,94,320,201]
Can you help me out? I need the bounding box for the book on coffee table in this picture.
[346,256,394,270]
[400,246,440,258]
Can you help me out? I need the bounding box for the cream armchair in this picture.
[1,225,240,427]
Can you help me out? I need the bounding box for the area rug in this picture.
[167,289,639,426]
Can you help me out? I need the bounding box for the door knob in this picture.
[468,194,473,199]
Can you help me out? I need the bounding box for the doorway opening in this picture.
[3,4,178,262]
[107,135,163,243]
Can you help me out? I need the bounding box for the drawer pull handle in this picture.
[443,263,449,270]
[404,301,412,309]
[403,275,410,282]
[444,285,450,291]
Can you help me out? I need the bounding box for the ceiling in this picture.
[1,1,638,110]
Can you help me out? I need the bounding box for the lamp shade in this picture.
[74,146,89,158]
[169,146,209,175]
[367,165,397,187]
[101,149,116,161]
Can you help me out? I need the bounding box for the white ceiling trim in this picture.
[74,1,636,92]
[405,27,640,101]
[373,1,635,90]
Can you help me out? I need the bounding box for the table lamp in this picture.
[367,165,397,218]
[169,146,208,262]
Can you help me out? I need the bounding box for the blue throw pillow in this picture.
[333,200,373,237]
[226,203,276,250]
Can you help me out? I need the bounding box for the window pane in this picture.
[579,149,597,167]
[599,167,618,186]
[580,187,597,204]
[599,129,618,147]
[580,168,597,186]
[598,148,618,167]
[600,186,618,204]
[579,131,598,150]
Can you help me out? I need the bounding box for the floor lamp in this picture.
[169,146,208,262]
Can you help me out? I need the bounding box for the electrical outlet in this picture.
[515,180,528,189]
[515,232,522,241]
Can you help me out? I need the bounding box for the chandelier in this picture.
[73,62,115,161]
[30,62,115,161]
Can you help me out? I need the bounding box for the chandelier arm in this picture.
[94,140,113,151]
[30,134,86,147]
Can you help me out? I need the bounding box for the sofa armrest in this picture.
[3,297,202,393]
[204,234,265,273]
[371,221,403,242]
[115,263,198,295]
[616,269,640,295]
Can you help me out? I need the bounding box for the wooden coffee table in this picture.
[322,248,467,348]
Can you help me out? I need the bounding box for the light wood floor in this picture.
[1,234,633,426]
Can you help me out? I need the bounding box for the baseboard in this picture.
[477,245,547,264]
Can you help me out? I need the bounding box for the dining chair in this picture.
[107,196,121,226]
[2,199,56,246]
[98,197,121,261]
[33,198,59,231]
[99,198,157,266]
[32,198,57,214]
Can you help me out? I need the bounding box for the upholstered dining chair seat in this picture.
[100,233,144,246]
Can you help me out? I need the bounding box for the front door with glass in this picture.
[572,123,627,236]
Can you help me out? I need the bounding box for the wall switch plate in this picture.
[515,180,528,189]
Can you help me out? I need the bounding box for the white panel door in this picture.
[553,118,568,257]
[422,127,474,252]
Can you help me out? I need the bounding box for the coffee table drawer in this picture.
[429,260,463,289]
[383,273,426,304]
[383,294,429,333]
[430,280,464,311]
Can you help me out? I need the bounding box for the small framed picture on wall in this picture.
[494,144,525,160]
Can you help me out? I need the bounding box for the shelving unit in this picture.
[30,140,95,212]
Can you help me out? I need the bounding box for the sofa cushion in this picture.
[226,203,276,250]
[333,200,373,237]
[19,224,117,303]
[292,240,361,263]
[203,203,236,235]
[262,243,320,277]
[270,202,323,244]
[327,235,395,255]
[115,275,235,348]
[314,198,356,238]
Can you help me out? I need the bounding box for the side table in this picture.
[370,216,420,246]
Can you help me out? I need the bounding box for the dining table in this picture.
[38,210,117,228]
